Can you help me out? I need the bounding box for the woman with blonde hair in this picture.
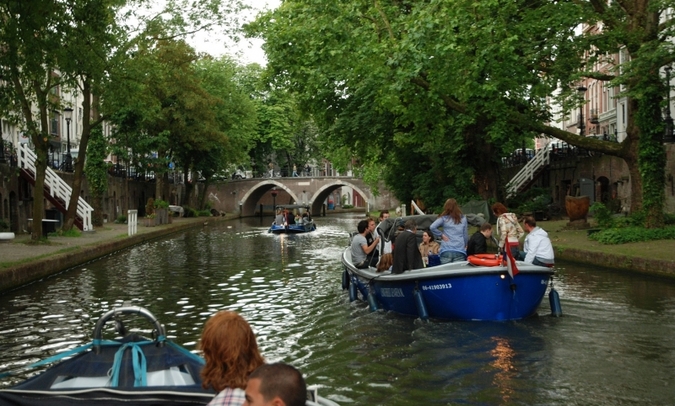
[200,311,264,406]
[430,198,469,264]
[492,202,524,258]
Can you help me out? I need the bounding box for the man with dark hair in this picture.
[363,217,379,266]
[378,210,393,254]
[244,363,306,406]
[517,216,555,267]
[392,219,424,274]
[467,223,493,256]
[351,219,380,268]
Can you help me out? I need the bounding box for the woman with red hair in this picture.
[200,311,265,406]
[491,202,524,258]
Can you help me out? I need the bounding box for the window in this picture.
[50,114,58,136]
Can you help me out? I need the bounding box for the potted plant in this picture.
[153,199,169,225]
[144,213,156,227]
[0,219,15,240]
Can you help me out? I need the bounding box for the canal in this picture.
[1,213,674,404]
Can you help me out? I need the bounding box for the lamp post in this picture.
[577,86,587,137]
[664,66,675,143]
[63,107,73,172]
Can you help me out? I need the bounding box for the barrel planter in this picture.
[565,195,590,229]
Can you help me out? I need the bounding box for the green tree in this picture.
[249,0,674,227]
[0,0,68,239]
[193,57,257,207]
[84,128,108,226]
[57,0,125,232]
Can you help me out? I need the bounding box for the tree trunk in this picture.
[155,173,163,201]
[634,79,666,228]
[64,80,94,231]
[92,195,104,227]
[31,147,48,240]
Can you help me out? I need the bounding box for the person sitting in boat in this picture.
[294,213,302,224]
[301,211,311,224]
[351,219,380,268]
[364,217,380,265]
[244,363,306,406]
[199,311,265,406]
[419,229,440,265]
[274,209,285,226]
[467,223,493,256]
[517,216,555,267]
[392,219,424,274]
[284,209,295,225]
[376,252,393,272]
[492,202,524,258]
[430,198,469,264]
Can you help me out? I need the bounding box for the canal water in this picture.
[1,213,674,405]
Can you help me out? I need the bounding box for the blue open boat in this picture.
[341,215,557,321]
[268,204,316,234]
[0,306,338,406]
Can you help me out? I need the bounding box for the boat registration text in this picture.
[380,288,405,297]
[422,283,452,291]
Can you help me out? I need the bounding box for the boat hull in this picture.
[342,249,553,321]
[269,222,316,234]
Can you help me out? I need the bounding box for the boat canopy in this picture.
[275,204,311,210]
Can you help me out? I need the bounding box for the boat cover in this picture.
[0,334,213,406]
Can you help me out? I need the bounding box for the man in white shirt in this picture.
[518,216,555,267]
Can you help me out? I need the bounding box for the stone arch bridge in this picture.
[204,177,398,217]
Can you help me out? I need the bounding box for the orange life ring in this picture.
[468,254,502,267]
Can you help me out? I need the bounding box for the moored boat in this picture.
[268,204,316,234]
[0,306,338,406]
[342,215,556,321]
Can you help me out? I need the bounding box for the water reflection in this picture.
[0,216,674,405]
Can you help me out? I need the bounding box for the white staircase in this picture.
[17,143,94,231]
[505,147,550,198]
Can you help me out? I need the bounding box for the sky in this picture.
[188,0,281,66]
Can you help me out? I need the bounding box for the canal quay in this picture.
[1,213,675,404]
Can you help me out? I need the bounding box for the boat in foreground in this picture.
[0,306,338,406]
[341,215,556,321]
[268,204,316,234]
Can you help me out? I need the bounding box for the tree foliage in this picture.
[0,0,248,238]
[249,0,674,225]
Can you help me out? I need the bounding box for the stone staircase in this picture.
[17,143,93,231]
[505,147,550,198]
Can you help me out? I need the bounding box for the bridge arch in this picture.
[239,180,300,217]
[309,181,372,215]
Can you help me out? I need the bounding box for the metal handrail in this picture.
[505,147,550,198]
[92,306,166,353]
